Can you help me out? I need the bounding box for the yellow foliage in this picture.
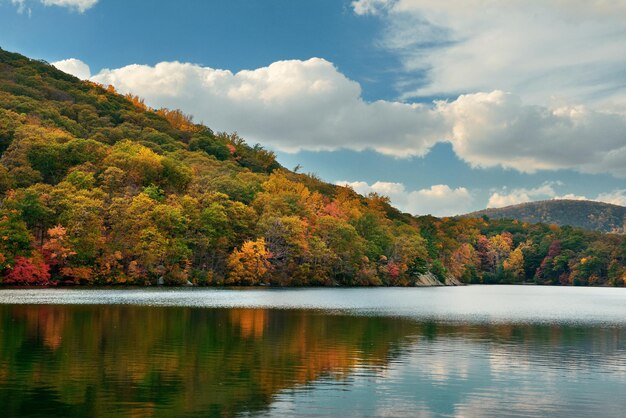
[156,108,203,133]
[226,238,271,285]
[60,266,93,283]
[503,247,525,278]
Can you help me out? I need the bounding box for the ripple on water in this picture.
[0,285,625,325]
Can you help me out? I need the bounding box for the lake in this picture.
[0,285,624,417]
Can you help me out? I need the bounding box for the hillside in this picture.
[0,47,624,287]
[461,200,626,233]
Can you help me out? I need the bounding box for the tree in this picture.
[4,254,51,285]
[257,215,308,280]
[476,235,496,275]
[489,232,513,273]
[315,216,366,284]
[253,171,323,218]
[0,164,13,194]
[0,208,32,265]
[6,187,55,245]
[42,225,75,269]
[448,243,478,282]
[503,246,525,281]
[226,239,271,285]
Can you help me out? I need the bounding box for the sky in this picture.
[1,0,625,216]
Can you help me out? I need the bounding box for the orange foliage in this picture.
[156,108,203,133]
[124,93,148,111]
[42,225,76,267]
[229,309,267,339]
[60,266,93,283]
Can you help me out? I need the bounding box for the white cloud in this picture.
[90,58,446,156]
[487,183,557,208]
[555,194,588,201]
[352,0,395,16]
[353,0,626,109]
[596,189,626,206]
[11,0,26,13]
[49,57,626,177]
[340,180,624,214]
[52,58,91,79]
[336,180,473,216]
[438,90,626,176]
[41,0,97,12]
[487,184,626,208]
[10,0,97,13]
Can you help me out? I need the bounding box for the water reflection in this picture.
[0,305,624,417]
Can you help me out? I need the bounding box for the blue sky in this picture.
[1,0,625,215]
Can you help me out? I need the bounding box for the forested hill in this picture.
[0,48,625,287]
[461,200,626,233]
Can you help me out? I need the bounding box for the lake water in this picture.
[0,285,624,417]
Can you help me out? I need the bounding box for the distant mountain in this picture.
[461,200,626,233]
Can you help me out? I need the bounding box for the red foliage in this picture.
[547,240,562,258]
[4,256,52,285]
[387,261,400,280]
[476,235,496,271]
[322,202,345,219]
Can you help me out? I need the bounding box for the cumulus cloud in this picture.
[52,58,91,79]
[336,180,473,216]
[353,0,626,108]
[596,189,626,206]
[90,58,446,156]
[487,184,626,208]
[51,57,626,177]
[10,0,97,13]
[487,183,557,208]
[438,90,626,176]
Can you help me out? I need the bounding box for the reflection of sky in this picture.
[265,332,626,417]
[3,286,625,326]
[1,294,625,417]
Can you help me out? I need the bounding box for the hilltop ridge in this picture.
[461,200,626,233]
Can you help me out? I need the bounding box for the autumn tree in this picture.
[503,246,525,282]
[226,238,271,285]
[4,254,51,285]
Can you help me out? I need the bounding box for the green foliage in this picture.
[143,184,165,201]
[189,131,230,160]
[0,209,33,267]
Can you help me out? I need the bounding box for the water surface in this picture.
[0,286,624,417]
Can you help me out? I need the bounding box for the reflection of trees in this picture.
[0,306,623,417]
[0,306,415,417]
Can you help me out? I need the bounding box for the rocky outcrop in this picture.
[444,275,463,286]
[414,272,464,286]
[415,273,444,286]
